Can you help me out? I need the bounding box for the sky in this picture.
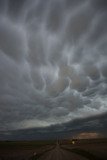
[0,0,107,140]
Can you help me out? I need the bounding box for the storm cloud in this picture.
[0,0,107,139]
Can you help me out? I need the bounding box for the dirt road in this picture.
[38,144,88,160]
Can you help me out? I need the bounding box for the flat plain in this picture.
[0,139,107,160]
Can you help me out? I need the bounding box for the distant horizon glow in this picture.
[74,132,104,139]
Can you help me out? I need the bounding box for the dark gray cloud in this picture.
[46,0,64,32]
[0,0,107,139]
[0,18,28,61]
[91,0,107,11]
[101,62,107,78]
[1,112,107,140]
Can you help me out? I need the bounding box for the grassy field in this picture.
[60,138,107,160]
[0,140,56,160]
[0,139,107,160]
[0,140,55,149]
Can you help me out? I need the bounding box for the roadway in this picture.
[38,143,88,160]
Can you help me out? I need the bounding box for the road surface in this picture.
[38,144,88,160]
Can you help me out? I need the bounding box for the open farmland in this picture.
[60,138,107,160]
[0,139,107,160]
[0,140,55,160]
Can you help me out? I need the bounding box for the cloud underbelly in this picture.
[0,0,107,131]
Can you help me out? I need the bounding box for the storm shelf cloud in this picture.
[0,0,107,139]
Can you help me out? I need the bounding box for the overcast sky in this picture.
[0,0,107,140]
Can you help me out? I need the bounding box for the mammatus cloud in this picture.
[0,0,107,139]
